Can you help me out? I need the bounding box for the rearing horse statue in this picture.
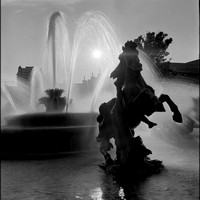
[97,41,182,173]
[110,41,182,129]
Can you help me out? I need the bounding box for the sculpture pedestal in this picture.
[99,136,164,180]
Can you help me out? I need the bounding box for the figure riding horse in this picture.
[110,41,182,128]
[96,41,182,174]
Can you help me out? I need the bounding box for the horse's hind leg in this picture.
[159,94,183,123]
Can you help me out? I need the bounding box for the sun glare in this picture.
[92,49,101,59]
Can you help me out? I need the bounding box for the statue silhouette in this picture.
[97,40,183,177]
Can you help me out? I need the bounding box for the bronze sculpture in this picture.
[97,41,183,178]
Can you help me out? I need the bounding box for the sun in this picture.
[92,49,101,59]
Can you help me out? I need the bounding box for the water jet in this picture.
[1,11,120,158]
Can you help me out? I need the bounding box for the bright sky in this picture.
[1,0,199,82]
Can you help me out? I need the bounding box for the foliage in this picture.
[134,31,173,68]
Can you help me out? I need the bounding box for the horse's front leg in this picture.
[159,94,183,123]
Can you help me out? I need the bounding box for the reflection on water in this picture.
[118,187,125,199]
[1,133,199,200]
[89,187,103,200]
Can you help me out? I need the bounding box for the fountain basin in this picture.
[1,112,98,158]
[4,112,98,127]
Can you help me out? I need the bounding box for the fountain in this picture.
[1,11,121,158]
[1,11,198,160]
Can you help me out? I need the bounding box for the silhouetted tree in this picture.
[134,31,173,76]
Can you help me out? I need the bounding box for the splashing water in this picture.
[139,50,164,96]
[1,11,121,115]
[30,67,45,109]
[1,10,199,126]
[43,11,71,92]
[1,79,33,123]
[70,11,120,111]
[1,82,17,113]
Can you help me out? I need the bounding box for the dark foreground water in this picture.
[1,129,199,200]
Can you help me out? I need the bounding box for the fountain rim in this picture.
[2,112,99,128]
